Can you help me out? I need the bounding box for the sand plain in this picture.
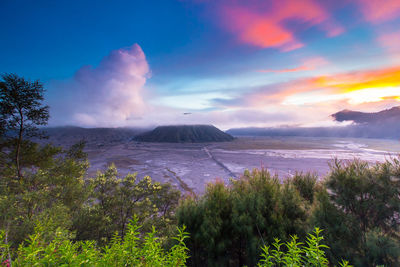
[74,136,400,194]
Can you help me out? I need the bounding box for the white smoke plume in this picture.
[49,44,150,127]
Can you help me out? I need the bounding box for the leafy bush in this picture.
[311,158,400,266]
[258,228,351,267]
[291,172,318,204]
[74,165,180,245]
[3,220,352,267]
[0,218,189,267]
[0,142,89,247]
[177,169,310,266]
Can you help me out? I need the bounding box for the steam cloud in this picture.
[49,44,150,127]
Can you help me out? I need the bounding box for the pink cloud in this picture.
[257,57,328,73]
[222,6,301,50]
[377,31,400,54]
[49,44,151,127]
[356,0,400,23]
[258,65,311,73]
[218,0,343,51]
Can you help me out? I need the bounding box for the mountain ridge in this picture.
[134,125,234,143]
[227,106,400,139]
[332,106,400,124]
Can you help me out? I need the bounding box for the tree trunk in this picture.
[15,111,23,180]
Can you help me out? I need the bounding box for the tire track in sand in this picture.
[203,147,237,178]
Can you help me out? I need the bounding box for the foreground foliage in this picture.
[258,228,351,267]
[0,224,352,267]
[0,218,189,267]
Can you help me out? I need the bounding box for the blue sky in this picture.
[1,0,400,128]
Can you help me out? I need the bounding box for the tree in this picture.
[0,73,49,179]
[177,169,309,266]
[311,158,400,266]
[73,165,180,245]
[0,142,89,248]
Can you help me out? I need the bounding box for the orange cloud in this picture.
[310,66,400,93]
[356,0,400,23]
[219,0,343,50]
[381,96,400,101]
[249,65,400,107]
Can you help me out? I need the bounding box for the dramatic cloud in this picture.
[205,64,400,127]
[48,43,304,128]
[45,2,400,130]
[217,0,343,51]
[247,65,400,107]
[49,44,151,126]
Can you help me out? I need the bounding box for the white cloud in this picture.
[49,44,150,127]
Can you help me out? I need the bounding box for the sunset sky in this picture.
[1,0,400,129]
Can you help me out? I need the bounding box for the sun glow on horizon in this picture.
[284,86,400,106]
[346,87,400,104]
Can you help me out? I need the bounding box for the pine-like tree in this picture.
[0,73,49,179]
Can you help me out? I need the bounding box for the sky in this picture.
[1,0,400,129]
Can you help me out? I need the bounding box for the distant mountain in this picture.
[332,106,400,124]
[227,106,400,140]
[134,125,234,143]
[41,126,149,147]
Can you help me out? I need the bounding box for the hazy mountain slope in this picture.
[332,106,400,123]
[41,126,149,147]
[227,106,400,140]
[134,125,234,143]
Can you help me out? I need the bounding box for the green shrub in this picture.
[0,218,189,267]
[74,165,180,245]
[258,228,351,267]
[291,172,318,204]
[178,168,309,266]
[311,158,400,266]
